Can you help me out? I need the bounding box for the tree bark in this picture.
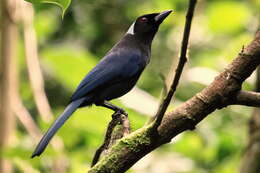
[240,67,260,173]
[88,31,260,173]
[0,0,18,172]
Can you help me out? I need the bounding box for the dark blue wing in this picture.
[71,50,145,101]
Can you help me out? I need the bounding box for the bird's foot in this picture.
[112,109,128,119]
[118,109,128,117]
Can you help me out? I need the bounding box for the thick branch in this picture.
[88,31,260,173]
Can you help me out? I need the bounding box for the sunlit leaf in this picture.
[25,0,71,17]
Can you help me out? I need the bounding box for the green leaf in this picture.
[207,1,251,34]
[25,0,71,17]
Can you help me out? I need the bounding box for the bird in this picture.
[31,10,172,158]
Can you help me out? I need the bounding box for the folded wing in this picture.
[71,50,144,102]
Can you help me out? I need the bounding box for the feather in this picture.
[31,98,85,158]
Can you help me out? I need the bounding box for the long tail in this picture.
[31,98,85,158]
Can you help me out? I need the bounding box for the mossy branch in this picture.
[87,30,260,173]
[92,113,130,166]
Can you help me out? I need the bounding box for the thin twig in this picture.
[148,73,169,123]
[12,97,42,140]
[153,0,197,130]
[7,34,41,139]
[256,67,260,92]
[232,91,260,107]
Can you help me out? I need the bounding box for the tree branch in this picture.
[153,0,197,129]
[92,113,130,166]
[21,2,53,122]
[231,91,260,107]
[88,30,260,173]
[0,0,18,172]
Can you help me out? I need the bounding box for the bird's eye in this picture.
[140,17,148,22]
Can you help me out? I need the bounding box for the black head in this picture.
[127,10,172,43]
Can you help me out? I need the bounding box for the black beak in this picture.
[155,10,172,24]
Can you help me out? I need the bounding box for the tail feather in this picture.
[31,98,85,158]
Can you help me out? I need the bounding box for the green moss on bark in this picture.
[89,125,153,173]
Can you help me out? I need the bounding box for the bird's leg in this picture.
[96,101,128,116]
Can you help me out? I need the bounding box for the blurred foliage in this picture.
[25,0,71,16]
[6,0,259,172]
